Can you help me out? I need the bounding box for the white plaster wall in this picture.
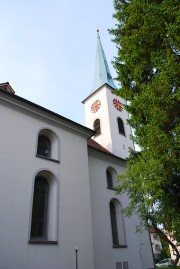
[106,89,135,159]
[138,230,155,269]
[88,154,154,269]
[0,104,94,269]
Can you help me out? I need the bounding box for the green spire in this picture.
[91,30,116,93]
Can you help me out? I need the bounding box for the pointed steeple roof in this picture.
[91,30,116,93]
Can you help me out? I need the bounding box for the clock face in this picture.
[91,100,101,113]
[113,99,123,111]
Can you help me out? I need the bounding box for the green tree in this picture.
[110,0,180,265]
[160,240,170,260]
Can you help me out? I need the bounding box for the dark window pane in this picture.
[93,119,101,136]
[107,170,113,189]
[123,261,129,269]
[116,262,122,269]
[110,201,119,245]
[31,177,49,239]
[117,118,125,136]
[37,135,51,157]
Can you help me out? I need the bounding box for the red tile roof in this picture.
[149,226,156,233]
[0,82,15,94]
[87,138,113,155]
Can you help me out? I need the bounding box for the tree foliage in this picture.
[160,240,171,260]
[110,0,180,264]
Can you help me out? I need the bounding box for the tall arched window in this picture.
[37,135,51,158]
[30,171,58,242]
[93,119,101,136]
[31,177,49,239]
[117,117,125,136]
[110,201,119,245]
[110,199,126,247]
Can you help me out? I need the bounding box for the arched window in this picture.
[110,201,119,245]
[110,199,126,247]
[37,135,51,158]
[107,170,113,189]
[117,117,125,136]
[30,171,58,242]
[36,129,60,161]
[106,167,118,189]
[93,119,101,136]
[31,177,49,239]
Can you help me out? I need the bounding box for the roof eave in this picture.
[0,88,95,139]
[0,82,15,94]
[88,145,126,163]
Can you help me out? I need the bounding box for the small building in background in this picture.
[149,226,162,263]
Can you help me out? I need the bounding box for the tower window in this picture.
[37,135,51,158]
[93,119,101,136]
[31,177,49,239]
[117,117,125,136]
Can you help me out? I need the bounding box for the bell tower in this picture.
[83,31,134,159]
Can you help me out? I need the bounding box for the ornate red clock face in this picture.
[113,99,123,111]
[91,100,101,113]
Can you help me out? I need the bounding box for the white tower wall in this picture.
[84,84,134,159]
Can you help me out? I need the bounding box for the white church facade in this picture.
[0,32,154,269]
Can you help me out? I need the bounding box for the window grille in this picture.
[31,177,49,239]
[110,201,119,245]
[37,135,51,157]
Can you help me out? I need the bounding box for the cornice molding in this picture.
[0,92,94,139]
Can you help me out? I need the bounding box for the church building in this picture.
[0,32,154,269]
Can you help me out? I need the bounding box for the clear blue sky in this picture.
[0,0,117,125]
